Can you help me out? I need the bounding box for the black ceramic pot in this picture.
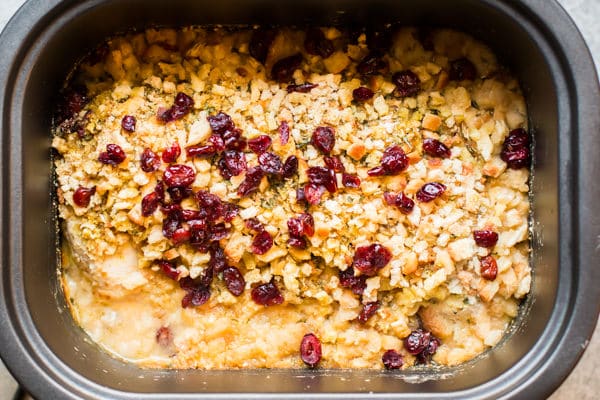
[0,0,598,399]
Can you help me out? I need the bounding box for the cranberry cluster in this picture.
[338,266,367,295]
[157,92,195,123]
[352,243,392,277]
[403,328,441,364]
[287,212,315,249]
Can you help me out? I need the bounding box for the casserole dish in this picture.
[0,0,598,398]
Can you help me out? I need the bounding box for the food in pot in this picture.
[53,26,531,369]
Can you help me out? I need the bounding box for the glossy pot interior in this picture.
[0,0,598,399]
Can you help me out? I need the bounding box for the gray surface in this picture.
[0,0,598,398]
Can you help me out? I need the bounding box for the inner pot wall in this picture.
[1,0,598,399]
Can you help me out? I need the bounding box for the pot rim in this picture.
[0,0,598,399]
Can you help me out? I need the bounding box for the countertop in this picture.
[0,0,598,399]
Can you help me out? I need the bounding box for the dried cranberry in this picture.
[338,267,367,295]
[366,166,384,176]
[224,150,248,175]
[353,87,375,102]
[160,202,181,215]
[357,301,380,324]
[296,187,307,205]
[209,223,230,241]
[384,192,414,214]
[173,92,194,112]
[501,128,530,169]
[287,217,303,238]
[404,329,430,355]
[449,58,477,81]
[154,181,166,201]
[307,166,337,193]
[324,156,345,173]
[181,209,203,221]
[423,138,451,158]
[157,260,179,280]
[245,218,264,232]
[480,255,498,280]
[237,167,264,197]
[208,134,226,152]
[73,186,96,207]
[473,230,499,248]
[342,173,361,188]
[395,192,415,214]
[158,92,195,123]
[357,53,388,76]
[392,70,421,98]
[154,325,175,348]
[195,190,224,222]
[56,85,88,124]
[282,155,299,179]
[417,336,440,364]
[218,150,247,179]
[209,244,227,273]
[186,144,217,158]
[59,110,89,138]
[383,192,397,206]
[121,115,136,132]
[223,128,247,151]
[258,152,283,175]
[171,227,191,245]
[163,164,195,187]
[181,286,210,308]
[300,333,322,368]
[223,202,239,222]
[272,53,303,83]
[288,236,308,249]
[208,112,234,135]
[368,145,408,176]
[311,126,335,155]
[352,244,392,277]
[251,230,273,255]
[278,120,290,145]
[162,207,182,239]
[188,219,208,245]
[304,28,334,58]
[162,142,181,163]
[199,263,215,288]
[287,83,318,93]
[503,128,529,148]
[416,182,446,202]
[251,280,284,306]
[249,29,276,64]
[142,192,161,216]
[156,326,173,347]
[222,266,246,296]
[288,213,315,238]
[98,144,126,165]
[140,148,160,172]
[248,135,272,154]
[382,349,403,370]
[304,183,325,205]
